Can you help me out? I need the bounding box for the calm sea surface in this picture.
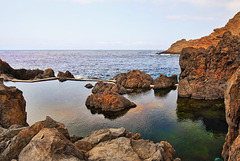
[1,50,227,161]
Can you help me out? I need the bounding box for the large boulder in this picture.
[0,116,70,161]
[85,91,136,112]
[0,81,28,128]
[163,11,240,54]
[222,68,240,161]
[153,74,178,89]
[18,128,85,161]
[34,68,55,79]
[57,71,75,82]
[115,70,153,89]
[92,81,127,95]
[178,32,240,100]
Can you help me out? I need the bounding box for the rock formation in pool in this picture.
[153,74,178,89]
[222,67,240,161]
[161,11,240,54]
[0,59,55,80]
[115,70,153,89]
[178,31,240,100]
[0,79,28,128]
[57,70,75,82]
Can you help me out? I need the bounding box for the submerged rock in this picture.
[18,128,85,161]
[85,91,136,112]
[0,82,28,128]
[115,70,153,89]
[164,11,240,54]
[222,67,240,161]
[178,32,240,100]
[153,74,178,89]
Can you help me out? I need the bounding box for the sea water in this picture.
[1,50,227,161]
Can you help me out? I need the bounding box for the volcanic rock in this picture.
[115,70,153,89]
[34,68,55,79]
[0,82,28,128]
[18,128,85,161]
[85,83,93,89]
[85,91,136,112]
[92,81,127,95]
[164,11,240,54]
[222,67,240,161]
[0,116,69,161]
[153,74,178,89]
[57,70,74,82]
[178,32,240,100]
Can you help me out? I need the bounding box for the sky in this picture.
[0,0,240,50]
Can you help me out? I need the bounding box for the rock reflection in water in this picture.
[154,86,177,98]
[176,97,228,134]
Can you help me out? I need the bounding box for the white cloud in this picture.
[166,15,214,21]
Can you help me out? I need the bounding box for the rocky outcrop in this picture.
[57,71,75,82]
[0,116,69,161]
[85,91,136,112]
[153,74,178,89]
[163,11,240,54]
[18,128,85,161]
[0,59,55,80]
[92,81,127,95]
[222,68,240,161]
[115,70,153,89]
[178,32,240,100]
[74,127,179,161]
[0,81,28,128]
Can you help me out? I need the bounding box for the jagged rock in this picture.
[57,71,74,82]
[112,73,127,80]
[0,116,70,161]
[222,67,240,161]
[0,59,55,80]
[84,83,93,89]
[18,128,85,161]
[85,91,136,112]
[153,74,178,89]
[34,68,55,79]
[0,82,28,128]
[92,81,127,95]
[115,70,153,89]
[178,32,240,100]
[164,11,240,53]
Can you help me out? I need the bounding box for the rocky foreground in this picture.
[161,11,240,54]
[0,79,180,161]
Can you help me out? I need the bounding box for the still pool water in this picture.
[5,80,227,161]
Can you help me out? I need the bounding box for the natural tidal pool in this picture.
[5,80,227,161]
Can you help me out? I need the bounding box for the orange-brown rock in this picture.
[178,32,240,100]
[57,70,74,82]
[85,91,136,112]
[164,11,240,54]
[92,81,127,95]
[0,81,28,128]
[115,70,153,89]
[222,67,240,161]
[18,128,85,161]
[153,74,178,89]
[0,116,70,161]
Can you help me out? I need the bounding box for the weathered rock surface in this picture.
[18,128,85,161]
[0,116,69,161]
[164,11,240,54]
[178,32,240,100]
[115,70,153,89]
[57,70,75,82]
[222,67,240,161]
[0,81,28,128]
[92,81,127,95]
[153,74,178,89]
[0,59,55,80]
[86,91,136,112]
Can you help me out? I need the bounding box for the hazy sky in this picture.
[1,0,240,50]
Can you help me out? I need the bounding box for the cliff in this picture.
[164,11,240,54]
[178,31,240,100]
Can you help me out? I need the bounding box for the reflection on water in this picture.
[5,81,227,161]
[154,86,177,98]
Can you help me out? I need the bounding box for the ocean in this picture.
[1,50,226,161]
